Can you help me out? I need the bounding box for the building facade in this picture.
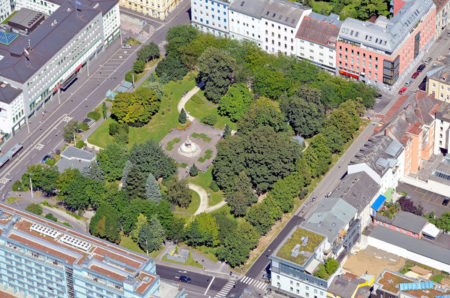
[0,0,11,22]
[191,0,230,37]
[434,102,450,154]
[119,0,180,20]
[434,0,449,38]
[336,0,436,86]
[0,0,120,136]
[0,204,163,298]
[427,66,450,102]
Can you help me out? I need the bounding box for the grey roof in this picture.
[261,0,307,27]
[328,275,366,298]
[0,81,22,104]
[8,8,44,31]
[350,134,403,177]
[369,225,450,266]
[331,172,380,213]
[338,0,434,54]
[309,12,342,26]
[229,0,268,18]
[60,146,95,161]
[435,102,450,122]
[56,158,92,172]
[0,0,117,84]
[430,65,450,84]
[391,211,428,234]
[302,197,357,244]
[430,156,450,184]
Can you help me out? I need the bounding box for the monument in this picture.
[178,136,201,157]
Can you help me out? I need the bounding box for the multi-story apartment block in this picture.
[295,13,341,72]
[427,66,450,102]
[336,0,435,86]
[0,0,11,22]
[228,0,266,45]
[191,0,230,37]
[119,0,180,20]
[260,1,310,57]
[433,0,449,38]
[0,0,120,136]
[434,102,450,155]
[0,204,164,298]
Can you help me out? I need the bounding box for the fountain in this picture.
[178,136,201,157]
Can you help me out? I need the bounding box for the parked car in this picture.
[121,44,132,49]
[417,64,426,72]
[179,276,191,283]
[83,117,95,128]
[405,79,413,87]
[443,199,449,207]
[41,155,51,164]
[424,57,432,64]
[398,87,407,95]
[411,72,420,79]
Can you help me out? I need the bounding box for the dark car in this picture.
[179,276,191,283]
[443,199,449,207]
[411,72,420,79]
[41,155,51,164]
[417,64,426,72]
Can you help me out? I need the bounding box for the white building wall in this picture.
[261,20,297,56]
[0,0,11,23]
[0,93,25,135]
[367,235,450,272]
[15,0,60,15]
[191,0,229,37]
[379,150,405,193]
[102,2,121,44]
[434,117,450,155]
[271,271,327,298]
[347,163,382,185]
[295,38,336,70]
[229,10,262,45]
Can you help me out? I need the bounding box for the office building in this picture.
[119,0,181,20]
[0,204,165,297]
[0,0,120,136]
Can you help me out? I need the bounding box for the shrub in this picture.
[26,203,43,215]
[78,122,89,131]
[189,164,198,177]
[133,60,145,73]
[109,122,119,136]
[179,108,187,124]
[87,111,101,121]
[75,140,86,149]
[45,213,58,222]
[209,181,219,192]
[45,158,56,166]
[125,71,133,83]
[201,114,218,126]
[12,180,23,191]
[62,222,72,227]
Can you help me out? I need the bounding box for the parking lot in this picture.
[397,182,450,217]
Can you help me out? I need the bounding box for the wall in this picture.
[15,0,60,16]
[428,78,450,103]
[434,117,450,154]
[262,19,297,56]
[400,175,450,197]
[229,10,262,45]
[271,271,327,298]
[0,0,11,23]
[373,220,421,239]
[120,0,180,20]
[0,93,24,135]
[367,235,450,272]
[191,0,229,37]
[102,3,121,44]
[295,39,336,70]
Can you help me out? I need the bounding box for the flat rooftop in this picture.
[275,227,324,266]
[8,8,45,31]
[0,204,156,294]
[0,81,22,104]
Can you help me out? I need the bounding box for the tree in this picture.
[184,213,219,246]
[102,102,107,119]
[90,203,121,243]
[45,213,58,222]
[120,199,157,234]
[28,165,59,196]
[246,202,275,235]
[125,164,146,200]
[282,96,325,138]
[320,124,345,154]
[137,42,160,62]
[218,83,253,122]
[166,25,199,55]
[61,171,105,210]
[121,160,133,189]
[325,258,339,275]
[26,203,42,215]
[238,97,288,134]
[226,172,257,216]
[63,120,78,143]
[303,134,332,177]
[111,89,160,127]
[97,143,128,181]
[252,66,290,100]
[145,173,162,203]
[178,108,187,124]
[156,200,184,241]
[198,47,236,103]
[223,124,231,138]
[155,53,188,82]
[129,140,176,179]
[139,218,166,254]
[189,164,198,177]
[82,161,105,182]
[166,178,191,208]
[133,60,145,73]
[131,214,148,241]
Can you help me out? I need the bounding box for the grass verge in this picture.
[198,149,213,163]
[162,251,203,268]
[190,167,224,206]
[165,137,181,151]
[191,132,211,143]
[175,190,200,215]
[6,197,19,204]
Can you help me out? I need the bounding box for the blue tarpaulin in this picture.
[371,195,387,211]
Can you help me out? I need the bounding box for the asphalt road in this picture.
[156,264,227,296]
[0,0,191,199]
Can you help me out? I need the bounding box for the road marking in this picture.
[62,115,72,123]
[204,276,215,295]
[0,178,10,184]
[35,144,44,151]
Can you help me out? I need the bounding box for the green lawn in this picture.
[192,245,218,263]
[88,72,197,149]
[1,11,18,24]
[175,190,200,215]
[185,91,237,130]
[189,167,224,206]
[165,137,181,151]
[162,251,203,268]
[6,197,19,204]
[120,234,162,258]
[191,132,211,143]
[198,149,213,163]
[310,1,333,15]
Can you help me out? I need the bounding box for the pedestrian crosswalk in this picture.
[239,276,268,290]
[214,280,235,298]
[0,177,10,185]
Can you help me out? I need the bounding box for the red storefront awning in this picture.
[75,64,82,72]
[339,70,359,80]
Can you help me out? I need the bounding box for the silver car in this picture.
[405,79,413,87]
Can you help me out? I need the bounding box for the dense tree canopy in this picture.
[166,178,191,208]
[112,89,160,127]
[90,203,121,243]
[97,143,128,181]
[129,140,176,179]
[218,83,253,122]
[28,165,59,196]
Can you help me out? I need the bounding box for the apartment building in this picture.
[119,0,180,20]
[295,13,341,72]
[0,0,11,22]
[228,0,266,45]
[427,66,450,102]
[434,102,450,154]
[336,0,436,86]
[191,0,230,37]
[433,0,450,38]
[0,0,120,136]
[0,204,164,298]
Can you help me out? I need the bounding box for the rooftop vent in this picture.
[93,3,99,8]
[30,223,62,239]
[61,234,92,251]
[291,244,300,257]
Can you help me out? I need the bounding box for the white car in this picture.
[405,79,413,87]
[121,44,132,49]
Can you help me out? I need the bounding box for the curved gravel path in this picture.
[189,183,227,215]
[177,86,199,122]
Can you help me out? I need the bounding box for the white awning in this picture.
[304,258,321,274]
[422,222,440,238]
